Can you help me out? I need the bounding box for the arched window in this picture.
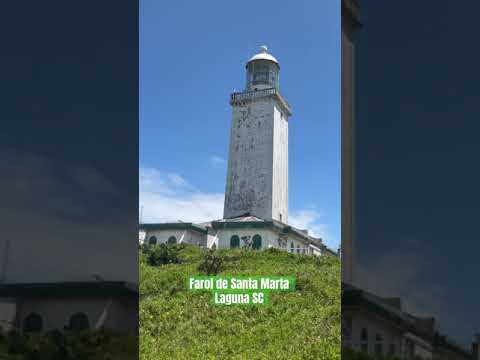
[167,236,177,244]
[148,236,157,245]
[69,312,89,331]
[230,235,240,248]
[297,245,301,254]
[23,313,43,332]
[252,234,262,250]
[290,242,294,253]
[361,327,368,341]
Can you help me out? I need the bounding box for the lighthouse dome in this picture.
[247,45,279,66]
[245,46,280,91]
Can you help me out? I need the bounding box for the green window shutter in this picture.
[252,234,262,250]
[230,235,240,248]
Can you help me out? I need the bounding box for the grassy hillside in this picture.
[140,245,340,360]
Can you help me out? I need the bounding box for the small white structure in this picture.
[141,47,334,256]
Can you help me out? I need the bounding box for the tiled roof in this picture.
[218,213,265,222]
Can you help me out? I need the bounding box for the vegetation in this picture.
[341,347,433,360]
[0,330,137,360]
[140,244,341,360]
[341,347,402,360]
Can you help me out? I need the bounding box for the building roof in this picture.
[0,281,138,298]
[215,214,265,223]
[139,222,208,234]
[247,46,279,66]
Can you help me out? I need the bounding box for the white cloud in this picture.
[209,155,226,169]
[289,208,333,246]
[167,173,190,188]
[139,167,224,223]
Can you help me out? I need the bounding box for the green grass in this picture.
[140,245,341,360]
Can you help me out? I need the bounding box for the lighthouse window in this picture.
[230,235,240,248]
[252,234,262,249]
[252,63,269,85]
[271,71,277,85]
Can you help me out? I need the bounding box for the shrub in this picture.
[197,249,224,275]
[144,244,184,266]
[0,330,137,359]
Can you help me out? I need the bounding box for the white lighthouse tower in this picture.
[223,46,292,223]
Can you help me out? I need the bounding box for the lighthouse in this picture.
[223,46,292,223]
[141,46,327,255]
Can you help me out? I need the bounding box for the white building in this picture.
[141,214,328,256]
[0,281,138,334]
[140,46,334,256]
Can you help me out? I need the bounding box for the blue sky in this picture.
[140,0,340,250]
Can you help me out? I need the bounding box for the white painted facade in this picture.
[143,229,205,247]
[207,227,313,254]
[343,309,433,359]
[140,219,322,256]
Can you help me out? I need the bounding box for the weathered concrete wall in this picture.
[224,98,273,220]
[143,229,205,246]
[208,227,312,253]
[223,95,289,222]
[212,228,275,250]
